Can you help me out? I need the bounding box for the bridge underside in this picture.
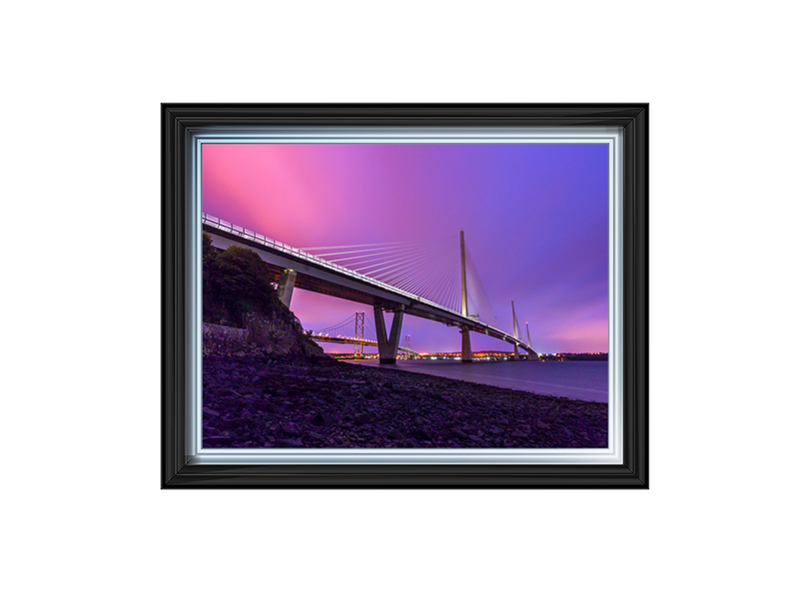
[205,227,535,362]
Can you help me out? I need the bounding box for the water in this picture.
[346,359,608,403]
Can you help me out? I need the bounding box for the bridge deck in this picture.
[202,214,535,354]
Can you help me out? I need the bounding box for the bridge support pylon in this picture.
[374,304,404,365]
[510,301,519,360]
[354,312,365,357]
[277,269,296,307]
[459,230,473,363]
[461,326,472,362]
[525,322,537,360]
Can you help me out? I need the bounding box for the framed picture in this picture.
[162,104,648,488]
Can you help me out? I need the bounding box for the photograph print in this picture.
[200,140,611,451]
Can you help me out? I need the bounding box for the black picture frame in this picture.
[162,103,648,488]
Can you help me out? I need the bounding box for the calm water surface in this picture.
[346,359,608,403]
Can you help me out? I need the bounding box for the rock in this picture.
[205,435,231,446]
[217,388,240,398]
[281,425,302,436]
[536,420,550,430]
[276,389,289,397]
[412,428,433,440]
[354,412,371,426]
[275,438,303,447]
[451,429,469,440]
[203,406,220,417]
[310,411,338,427]
[387,429,404,440]
[511,430,528,438]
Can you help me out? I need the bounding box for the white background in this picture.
[3,2,802,601]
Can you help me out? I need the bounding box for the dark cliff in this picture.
[202,233,326,358]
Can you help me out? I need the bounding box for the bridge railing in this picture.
[202,213,532,351]
[204,214,462,316]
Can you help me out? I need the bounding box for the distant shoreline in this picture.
[329,352,608,362]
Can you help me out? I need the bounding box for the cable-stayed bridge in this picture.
[203,213,537,364]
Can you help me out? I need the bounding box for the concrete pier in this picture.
[374,304,404,364]
[277,269,296,307]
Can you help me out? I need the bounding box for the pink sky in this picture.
[203,143,609,353]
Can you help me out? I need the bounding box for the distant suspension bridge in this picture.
[308,312,419,358]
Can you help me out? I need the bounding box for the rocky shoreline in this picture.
[203,354,608,449]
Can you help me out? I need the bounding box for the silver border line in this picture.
[187,127,623,465]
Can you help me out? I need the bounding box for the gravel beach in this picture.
[203,354,608,449]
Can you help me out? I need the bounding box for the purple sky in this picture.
[202,143,609,353]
